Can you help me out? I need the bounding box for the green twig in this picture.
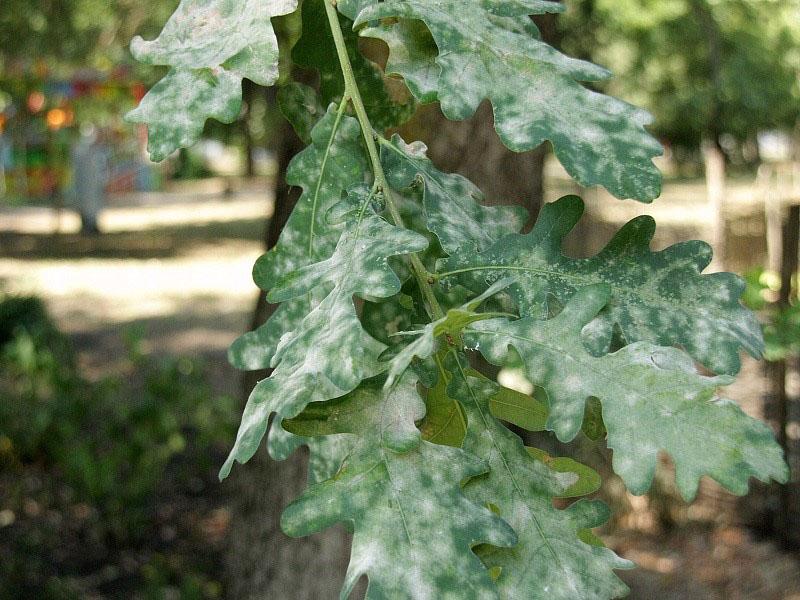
[323,0,444,321]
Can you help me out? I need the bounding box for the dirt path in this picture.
[1,189,270,395]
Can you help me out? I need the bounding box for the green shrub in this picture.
[0,295,236,541]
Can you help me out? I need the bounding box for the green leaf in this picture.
[419,367,467,447]
[294,0,416,131]
[354,1,663,200]
[267,190,428,303]
[228,105,369,372]
[277,81,325,144]
[126,69,242,162]
[386,278,514,387]
[381,135,528,254]
[219,189,428,479]
[489,385,548,433]
[467,285,789,500]
[581,396,607,442]
[442,195,763,375]
[282,374,517,599]
[129,0,296,84]
[255,104,370,290]
[442,354,631,599]
[418,353,551,448]
[268,422,356,484]
[525,447,602,498]
[228,299,308,371]
[127,0,298,160]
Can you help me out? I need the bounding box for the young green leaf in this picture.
[127,0,298,160]
[353,0,663,200]
[525,448,602,499]
[489,384,549,433]
[419,368,467,447]
[442,195,763,375]
[385,279,514,387]
[467,285,789,500]
[282,374,517,600]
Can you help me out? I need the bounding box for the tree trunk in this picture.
[224,443,355,598]
[242,80,258,179]
[692,0,727,270]
[772,205,798,547]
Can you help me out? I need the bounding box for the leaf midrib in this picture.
[450,352,581,596]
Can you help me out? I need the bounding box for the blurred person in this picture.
[0,128,9,197]
[70,124,110,235]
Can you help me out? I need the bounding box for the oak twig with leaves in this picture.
[129,1,788,597]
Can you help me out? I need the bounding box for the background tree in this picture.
[557,0,800,264]
[0,0,176,72]
[557,0,800,152]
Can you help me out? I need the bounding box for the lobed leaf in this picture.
[380,135,528,255]
[353,0,663,200]
[127,0,298,160]
[467,285,789,500]
[219,188,428,479]
[255,107,371,290]
[443,355,631,599]
[442,195,763,375]
[361,19,441,103]
[228,105,369,372]
[282,374,517,599]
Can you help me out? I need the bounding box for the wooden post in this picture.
[774,203,798,546]
[703,139,727,270]
[762,164,784,275]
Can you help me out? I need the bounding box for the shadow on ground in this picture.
[0,217,265,261]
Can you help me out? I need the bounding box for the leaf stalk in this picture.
[323,0,444,320]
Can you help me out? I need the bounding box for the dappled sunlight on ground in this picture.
[0,188,270,390]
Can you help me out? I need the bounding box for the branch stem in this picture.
[323,0,444,320]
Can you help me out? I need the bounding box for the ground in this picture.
[1,180,799,598]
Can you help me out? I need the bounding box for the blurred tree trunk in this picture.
[703,138,727,269]
[691,0,727,269]
[241,80,257,179]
